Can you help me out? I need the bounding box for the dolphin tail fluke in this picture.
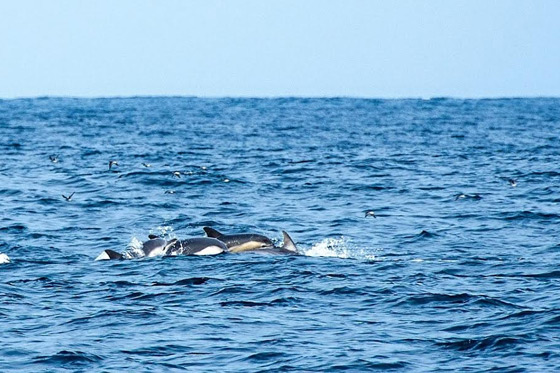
[281,231,298,252]
[203,227,223,238]
[95,249,123,261]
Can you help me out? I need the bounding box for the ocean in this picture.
[1,97,559,371]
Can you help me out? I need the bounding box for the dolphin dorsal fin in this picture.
[95,249,123,260]
[105,249,123,259]
[203,227,223,238]
[282,231,298,252]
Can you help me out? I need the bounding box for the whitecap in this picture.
[0,253,10,264]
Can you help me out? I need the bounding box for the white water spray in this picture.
[301,237,377,261]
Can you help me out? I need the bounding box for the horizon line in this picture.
[1,94,559,101]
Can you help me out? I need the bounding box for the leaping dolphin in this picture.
[203,227,299,255]
[95,235,227,260]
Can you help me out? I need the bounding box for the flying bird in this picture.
[365,210,376,218]
[62,192,75,201]
[109,160,119,170]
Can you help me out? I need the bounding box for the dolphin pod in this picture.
[95,228,298,260]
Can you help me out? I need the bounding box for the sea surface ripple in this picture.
[1,97,560,371]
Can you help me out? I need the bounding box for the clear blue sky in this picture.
[1,0,559,98]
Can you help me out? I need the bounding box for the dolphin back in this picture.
[168,237,227,256]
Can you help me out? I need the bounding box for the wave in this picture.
[398,293,521,308]
[220,298,298,307]
[500,210,560,221]
[435,335,528,352]
[150,277,210,286]
[33,350,103,365]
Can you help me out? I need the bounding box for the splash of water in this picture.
[301,237,377,261]
[122,226,178,259]
[123,237,145,259]
[150,225,177,239]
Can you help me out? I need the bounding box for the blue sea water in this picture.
[0,97,560,372]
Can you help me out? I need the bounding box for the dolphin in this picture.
[95,235,226,260]
[141,235,172,257]
[203,227,299,255]
[203,227,274,253]
[163,237,227,256]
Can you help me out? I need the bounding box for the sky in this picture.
[0,0,559,98]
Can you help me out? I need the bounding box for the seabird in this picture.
[49,155,59,163]
[62,192,75,201]
[142,163,151,168]
[508,179,517,187]
[173,171,181,178]
[455,193,481,201]
[365,210,376,218]
[109,160,119,170]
